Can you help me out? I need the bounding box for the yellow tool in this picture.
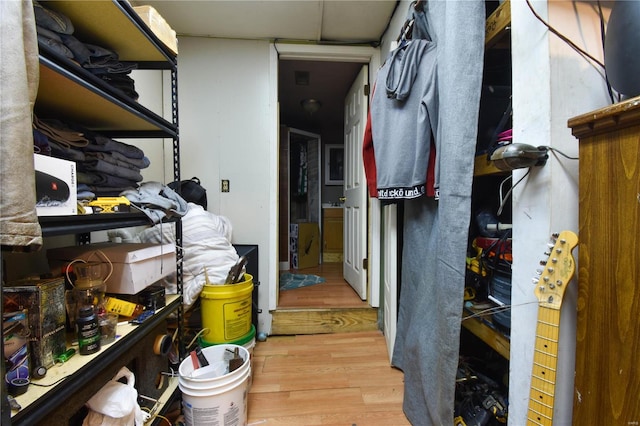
[88,196,131,213]
[463,287,476,301]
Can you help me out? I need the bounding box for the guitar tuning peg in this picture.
[532,277,540,284]
[544,251,551,256]
[547,243,555,249]
[535,269,543,275]
[539,259,547,265]
[551,232,559,239]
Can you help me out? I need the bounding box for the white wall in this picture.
[174,36,275,334]
[511,1,610,424]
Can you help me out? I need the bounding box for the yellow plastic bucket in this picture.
[200,274,253,343]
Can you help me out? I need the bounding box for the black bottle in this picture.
[77,306,101,355]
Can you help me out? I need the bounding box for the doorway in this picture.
[268,43,383,315]
[276,56,368,310]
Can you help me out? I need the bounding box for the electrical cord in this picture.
[525,0,604,70]
[596,0,618,104]
[185,327,209,350]
[494,146,577,217]
[497,168,530,217]
[29,376,69,387]
[539,145,578,161]
[525,0,619,104]
[462,301,540,322]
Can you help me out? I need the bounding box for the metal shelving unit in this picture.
[4,2,182,424]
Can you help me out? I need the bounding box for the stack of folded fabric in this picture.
[34,117,150,200]
[34,0,138,99]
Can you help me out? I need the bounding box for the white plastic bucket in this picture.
[179,344,251,426]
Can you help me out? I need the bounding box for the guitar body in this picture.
[527,231,578,425]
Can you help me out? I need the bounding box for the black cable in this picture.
[29,376,68,387]
[539,145,579,160]
[596,0,617,104]
[525,0,605,70]
[497,168,530,217]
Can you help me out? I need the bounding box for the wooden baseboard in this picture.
[271,307,379,335]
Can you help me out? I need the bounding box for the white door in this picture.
[383,204,398,359]
[343,65,368,299]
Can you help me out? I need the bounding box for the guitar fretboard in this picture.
[527,305,560,425]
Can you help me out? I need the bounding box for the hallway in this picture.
[247,330,409,425]
[278,262,367,309]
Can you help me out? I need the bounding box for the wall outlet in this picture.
[221,180,230,192]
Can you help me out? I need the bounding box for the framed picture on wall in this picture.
[325,144,344,185]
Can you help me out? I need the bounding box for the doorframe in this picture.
[268,43,382,311]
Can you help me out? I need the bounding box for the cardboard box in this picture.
[290,222,319,270]
[3,278,67,369]
[34,153,77,216]
[3,310,30,383]
[47,242,176,294]
[133,5,178,55]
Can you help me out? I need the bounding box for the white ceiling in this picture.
[135,1,397,43]
[135,1,398,132]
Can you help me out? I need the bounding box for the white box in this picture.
[47,243,176,295]
[34,154,77,216]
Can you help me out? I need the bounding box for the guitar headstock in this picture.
[533,230,579,309]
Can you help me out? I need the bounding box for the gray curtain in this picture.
[392,1,485,424]
[0,0,42,250]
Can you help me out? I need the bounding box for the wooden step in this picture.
[271,307,379,335]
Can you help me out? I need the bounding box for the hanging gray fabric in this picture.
[0,0,43,250]
[391,1,485,424]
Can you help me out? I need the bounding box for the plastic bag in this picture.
[83,366,149,426]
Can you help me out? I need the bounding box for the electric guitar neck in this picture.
[527,231,578,426]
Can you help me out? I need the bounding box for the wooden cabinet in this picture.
[323,208,343,263]
[568,96,640,424]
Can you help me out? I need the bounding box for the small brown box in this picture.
[3,277,67,369]
[290,222,320,270]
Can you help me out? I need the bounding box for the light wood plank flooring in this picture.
[248,331,409,425]
[278,262,368,309]
[273,263,378,335]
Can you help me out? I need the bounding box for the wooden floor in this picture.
[247,330,409,425]
[273,262,377,335]
[277,262,368,309]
